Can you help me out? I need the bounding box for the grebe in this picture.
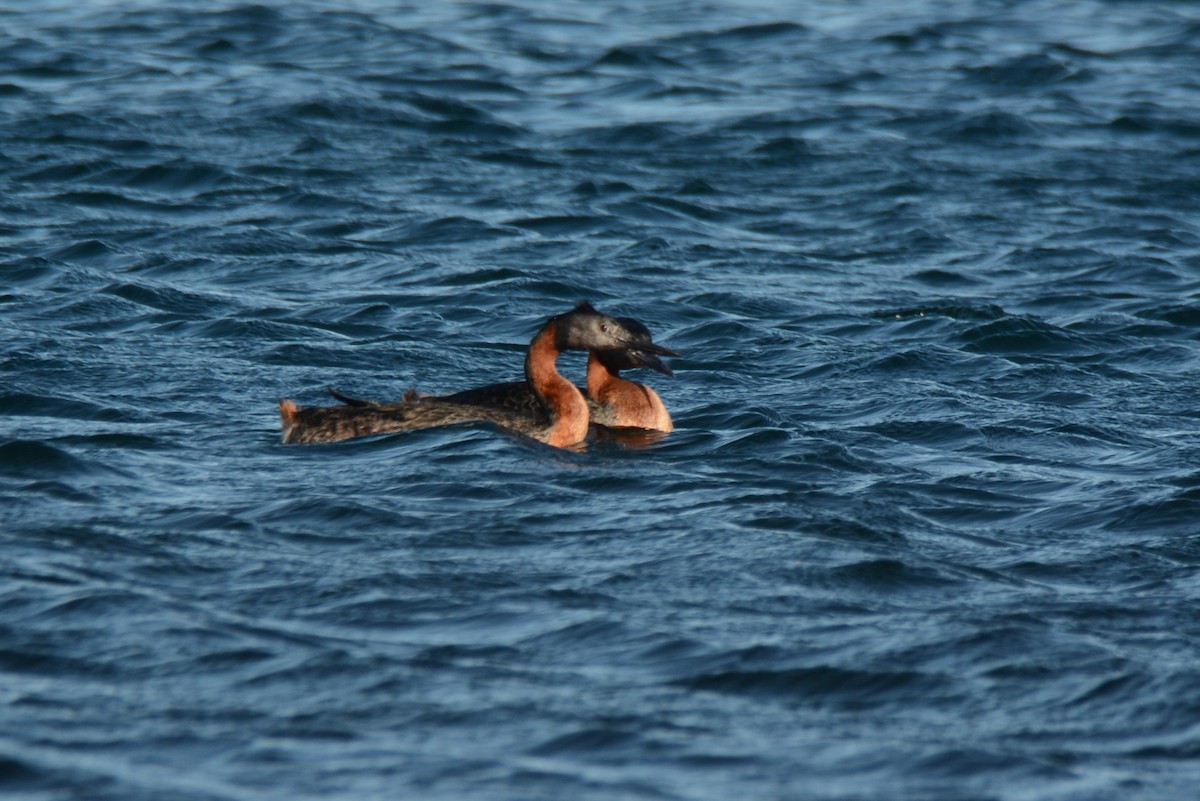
[585,317,677,432]
[428,316,679,433]
[279,302,673,449]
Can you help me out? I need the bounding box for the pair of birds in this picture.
[278,301,679,449]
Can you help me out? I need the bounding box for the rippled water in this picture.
[4,1,1200,799]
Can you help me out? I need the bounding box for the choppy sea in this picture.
[4,1,1200,799]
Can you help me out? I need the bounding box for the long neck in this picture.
[586,353,617,399]
[586,352,673,432]
[526,320,589,447]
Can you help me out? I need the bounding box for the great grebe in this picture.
[279,302,675,448]
[428,316,678,433]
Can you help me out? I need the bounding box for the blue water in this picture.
[4,1,1200,798]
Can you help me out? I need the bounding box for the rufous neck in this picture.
[526,318,589,446]
[586,352,619,397]
[526,319,564,393]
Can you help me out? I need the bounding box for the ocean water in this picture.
[3,1,1200,799]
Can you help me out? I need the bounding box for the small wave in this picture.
[504,214,614,236]
[679,663,944,707]
[633,195,727,222]
[423,117,524,141]
[877,302,1006,322]
[1109,487,1200,533]
[527,727,643,757]
[472,148,560,169]
[364,75,524,97]
[960,53,1087,92]
[958,315,1092,356]
[397,216,521,245]
[0,754,41,784]
[96,160,234,194]
[830,558,961,591]
[938,111,1041,143]
[592,45,686,70]
[247,497,409,539]
[913,746,1073,782]
[861,419,977,448]
[1,257,58,287]
[271,191,368,214]
[863,347,986,377]
[100,281,233,317]
[710,21,809,42]
[614,237,673,260]
[749,136,817,164]
[1140,303,1200,329]
[275,98,428,131]
[43,239,133,268]
[17,158,112,184]
[52,190,187,214]
[1068,256,1184,288]
[907,268,983,286]
[565,121,680,149]
[1108,111,1200,141]
[0,440,92,479]
[0,393,134,423]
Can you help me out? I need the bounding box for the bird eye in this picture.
[600,323,608,332]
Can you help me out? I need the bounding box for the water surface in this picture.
[3,2,1200,799]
